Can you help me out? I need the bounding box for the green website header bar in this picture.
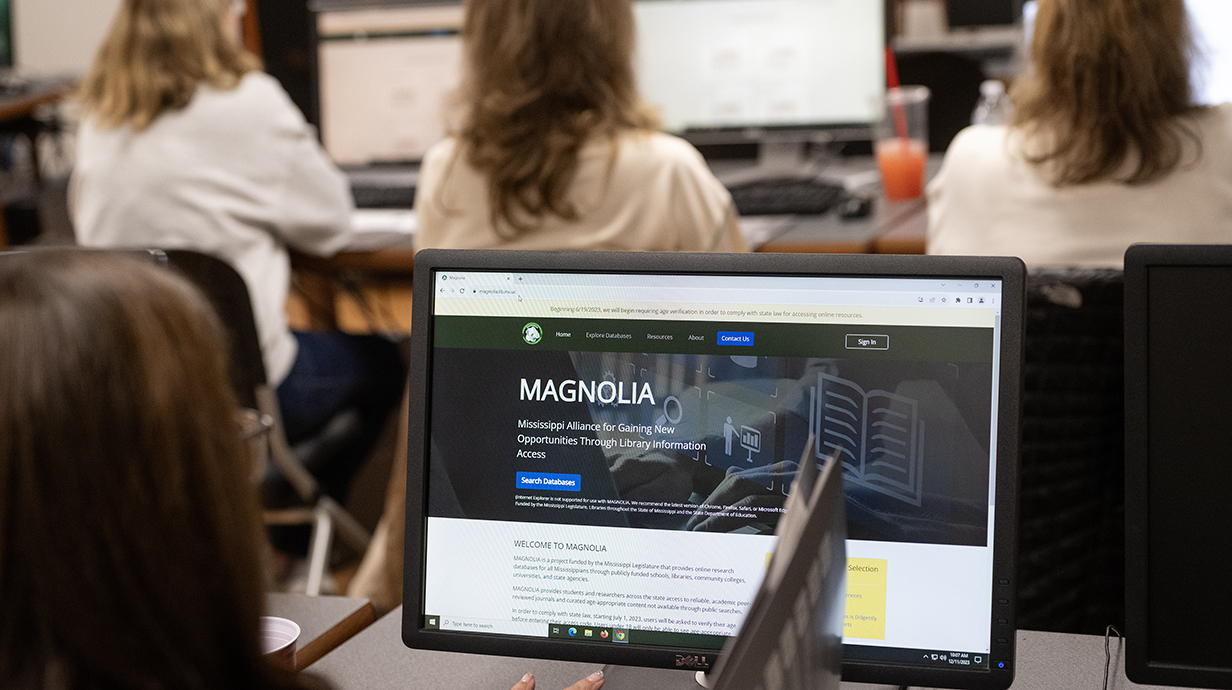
[433,316,994,363]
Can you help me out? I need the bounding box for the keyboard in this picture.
[350,183,417,209]
[727,177,847,216]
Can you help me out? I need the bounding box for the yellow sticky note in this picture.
[844,558,887,639]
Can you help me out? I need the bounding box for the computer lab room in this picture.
[2,0,1231,689]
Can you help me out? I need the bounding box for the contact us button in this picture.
[718,331,755,346]
[846,334,889,350]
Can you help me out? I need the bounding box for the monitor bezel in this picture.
[403,250,1023,690]
[1124,244,1232,689]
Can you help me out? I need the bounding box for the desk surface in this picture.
[0,79,76,250]
[309,154,935,268]
[294,186,929,276]
[265,593,377,670]
[308,608,1173,690]
[0,79,74,123]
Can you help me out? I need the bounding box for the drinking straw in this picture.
[884,47,910,141]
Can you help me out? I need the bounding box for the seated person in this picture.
[353,0,745,610]
[927,0,1232,267]
[0,251,322,690]
[414,0,746,252]
[70,0,404,519]
[0,251,603,690]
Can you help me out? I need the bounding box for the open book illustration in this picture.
[811,372,924,507]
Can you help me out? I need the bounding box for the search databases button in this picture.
[516,472,582,492]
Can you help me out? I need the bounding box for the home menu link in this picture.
[433,316,993,362]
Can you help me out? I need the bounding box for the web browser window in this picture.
[317,5,463,165]
[633,0,885,131]
[1188,0,1232,106]
[421,269,1004,669]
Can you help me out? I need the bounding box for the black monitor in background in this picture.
[403,250,1024,690]
[256,0,320,128]
[1124,245,1232,689]
[946,0,1020,28]
[895,52,986,153]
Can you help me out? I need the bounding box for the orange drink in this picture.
[876,138,927,201]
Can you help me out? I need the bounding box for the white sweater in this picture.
[415,131,746,252]
[927,103,1232,268]
[72,72,354,384]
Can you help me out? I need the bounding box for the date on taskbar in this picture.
[844,643,994,670]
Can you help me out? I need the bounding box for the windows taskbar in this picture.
[424,615,994,671]
[423,615,729,650]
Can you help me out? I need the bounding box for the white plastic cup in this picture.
[260,616,300,670]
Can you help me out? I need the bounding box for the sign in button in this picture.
[516,472,581,492]
[846,334,889,350]
[717,331,755,346]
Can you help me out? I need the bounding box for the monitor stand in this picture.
[757,139,812,175]
[594,664,712,689]
[600,666,910,690]
[699,128,875,189]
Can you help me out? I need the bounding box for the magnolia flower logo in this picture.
[522,322,543,345]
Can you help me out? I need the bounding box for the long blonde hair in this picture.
[78,0,260,131]
[1010,0,1199,186]
[456,0,659,235]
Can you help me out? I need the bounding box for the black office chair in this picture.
[1017,268,1124,634]
[163,249,371,595]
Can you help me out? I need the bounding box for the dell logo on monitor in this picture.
[675,655,710,669]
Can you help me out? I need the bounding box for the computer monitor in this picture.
[1124,244,1232,689]
[631,0,885,136]
[403,250,1023,690]
[315,3,463,165]
[945,0,1020,29]
[1188,0,1232,106]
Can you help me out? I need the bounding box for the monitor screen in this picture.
[1188,0,1232,106]
[1124,245,1232,689]
[404,251,1021,690]
[316,4,463,165]
[632,0,885,133]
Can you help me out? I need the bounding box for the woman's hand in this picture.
[512,670,605,690]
